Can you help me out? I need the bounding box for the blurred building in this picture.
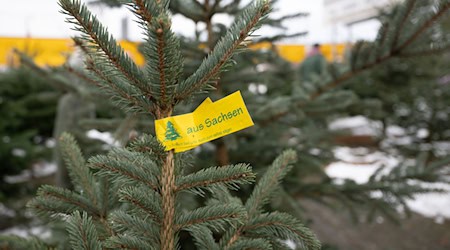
[324,0,395,25]
[323,0,402,41]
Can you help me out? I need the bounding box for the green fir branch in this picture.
[244,212,321,250]
[85,58,155,114]
[97,177,117,220]
[205,184,245,207]
[245,150,297,217]
[0,236,48,250]
[126,0,162,27]
[176,164,255,195]
[104,235,157,250]
[174,0,270,101]
[169,0,205,22]
[220,150,304,249]
[176,204,245,232]
[89,148,160,190]
[398,44,450,57]
[126,0,183,104]
[128,133,167,162]
[118,186,163,223]
[262,0,450,124]
[109,210,160,243]
[58,0,152,98]
[228,238,273,250]
[59,133,99,208]
[66,211,103,250]
[15,49,77,93]
[64,64,104,89]
[372,22,390,58]
[185,226,220,250]
[390,0,416,49]
[303,90,358,113]
[29,185,101,219]
[393,0,450,53]
[142,13,184,104]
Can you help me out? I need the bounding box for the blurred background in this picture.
[0,0,449,249]
[0,0,386,67]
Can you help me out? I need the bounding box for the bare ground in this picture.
[302,200,450,250]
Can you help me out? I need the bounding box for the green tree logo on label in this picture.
[165,121,181,141]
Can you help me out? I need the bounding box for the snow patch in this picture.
[87,129,120,147]
[284,239,296,249]
[407,191,450,220]
[326,162,380,184]
[33,162,57,177]
[4,171,32,184]
[329,116,371,130]
[4,162,57,184]
[326,147,450,220]
[12,148,26,157]
[45,138,56,148]
[333,147,398,167]
[416,128,429,139]
[329,116,381,136]
[386,125,406,137]
[0,203,16,217]
[0,226,51,240]
[249,83,268,94]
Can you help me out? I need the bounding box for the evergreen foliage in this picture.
[253,0,450,217]
[0,67,58,199]
[10,0,321,249]
[2,0,450,248]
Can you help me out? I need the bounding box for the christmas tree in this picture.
[1,0,321,249]
[0,67,57,199]
[162,0,450,223]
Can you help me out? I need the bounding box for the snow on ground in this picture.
[407,191,450,223]
[0,203,16,217]
[0,226,51,240]
[4,162,57,184]
[329,116,382,136]
[328,147,398,183]
[326,146,450,221]
[86,129,120,147]
[326,161,380,184]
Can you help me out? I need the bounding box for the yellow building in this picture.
[0,37,347,67]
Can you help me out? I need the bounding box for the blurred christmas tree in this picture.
[0,67,58,200]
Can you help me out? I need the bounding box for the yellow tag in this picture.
[155,91,254,152]
[175,97,213,152]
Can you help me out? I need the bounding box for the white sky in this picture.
[0,0,380,44]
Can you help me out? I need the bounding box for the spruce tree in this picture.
[1,0,320,249]
[272,1,450,223]
[169,0,450,221]
[0,67,58,199]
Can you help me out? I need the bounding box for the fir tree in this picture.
[166,0,450,222]
[261,0,450,221]
[0,67,58,199]
[1,0,321,249]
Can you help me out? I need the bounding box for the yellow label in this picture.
[155,91,254,152]
[176,97,213,152]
